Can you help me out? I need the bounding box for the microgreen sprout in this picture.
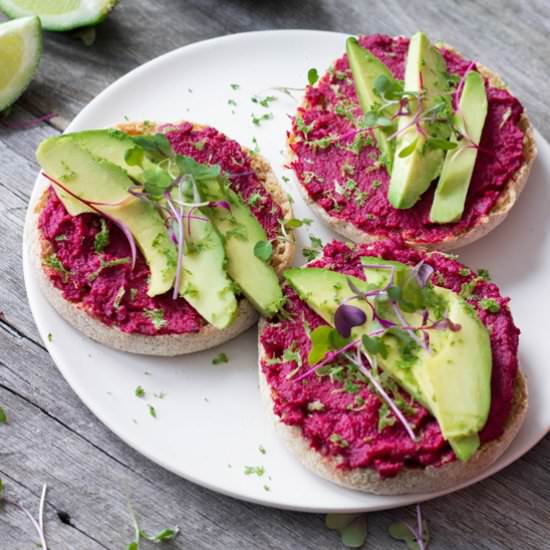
[126,489,179,549]
[389,504,429,550]
[0,480,49,550]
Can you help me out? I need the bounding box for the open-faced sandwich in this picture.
[259,239,527,494]
[31,121,295,355]
[288,32,537,250]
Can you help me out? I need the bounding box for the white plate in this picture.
[23,30,550,513]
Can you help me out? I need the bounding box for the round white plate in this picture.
[23,30,550,513]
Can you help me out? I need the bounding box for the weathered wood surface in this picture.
[1,1,549,548]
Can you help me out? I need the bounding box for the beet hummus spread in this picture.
[38,124,283,335]
[260,240,519,477]
[289,35,526,244]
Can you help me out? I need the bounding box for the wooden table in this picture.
[1,1,549,548]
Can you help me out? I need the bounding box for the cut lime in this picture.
[0,0,118,31]
[0,16,41,112]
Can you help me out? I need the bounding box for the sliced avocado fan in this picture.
[36,136,177,297]
[284,260,492,462]
[388,32,452,209]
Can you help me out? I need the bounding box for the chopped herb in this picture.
[307,68,319,85]
[371,179,382,189]
[263,484,271,492]
[230,83,240,90]
[459,267,472,277]
[282,175,290,183]
[227,99,237,107]
[135,385,145,398]
[479,298,501,313]
[212,352,229,365]
[143,308,166,330]
[246,192,263,206]
[253,240,273,262]
[477,268,491,280]
[251,112,274,126]
[54,234,67,242]
[148,404,157,418]
[44,253,71,282]
[251,136,260,154]
[329,433,349,448]
[307,136,334,149]
[244,465,265,477]
[258,445,266,455]
[285,217,313,230]
[0,406,7,423]
[88,256,130,282]
[47,332,53,342]
[378,402,397,432]
[302,235,323,261]
[347,131,372,154]
[94,219,110,252]
[295,115,315,137]
[252,95,277,107]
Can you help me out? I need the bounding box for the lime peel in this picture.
[0,0,118,32]
[0,16,42,112]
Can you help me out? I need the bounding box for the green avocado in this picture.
[388,32,451,209]
[429,71,488,223]
[178,205,238,329]
[196,177,283,317]
[284,259,492,461]
[61,128,155,184]
[346,37,397,170]
[36,136,177,297]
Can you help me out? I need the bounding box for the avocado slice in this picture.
[36,137,177,297]
[197,178,283,317]
[429,71,488,223]
[56,129,239,328]
[346,37,397,170]
[388,32,451,209]
[284,261,492,461]
[179,206,238,329]
[62,128,154,184]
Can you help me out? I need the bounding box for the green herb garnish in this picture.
[94,218,110,253]
[253,240,273,262]
[244,465,265,477]
[307,68,319,85]
[143,308,166,330]
[212,352,229,365]
[135,386,145,398]
[479,298,501,313]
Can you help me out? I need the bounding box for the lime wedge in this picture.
[0,16,41,112]
[0,0,118,31]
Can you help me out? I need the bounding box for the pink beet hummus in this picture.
[259,239,519,477]
[289,35,526,244]
[38,125,283,335]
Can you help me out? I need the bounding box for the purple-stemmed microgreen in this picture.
[389,504,430,550]
[42,172,138,270]
[346,348,417,441]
